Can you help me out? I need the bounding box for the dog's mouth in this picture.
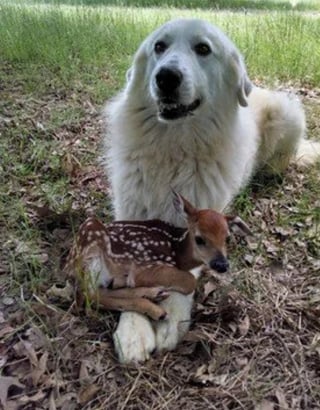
[158,98,201,120]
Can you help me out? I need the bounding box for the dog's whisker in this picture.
[209,116,221,131]
[142,123,158,136]
[134,106,149,113]
[141,113,157,124]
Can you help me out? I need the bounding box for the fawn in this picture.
[64,191,251,320]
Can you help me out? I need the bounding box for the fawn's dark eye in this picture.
[194,43,211,56]
[154,41,167,54]
[195,236,206,246]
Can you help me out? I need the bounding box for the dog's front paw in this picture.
[155,317,180,352]
[155,292,193,352]
[113,312,156,363]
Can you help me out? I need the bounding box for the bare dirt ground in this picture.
[1,67,320,409]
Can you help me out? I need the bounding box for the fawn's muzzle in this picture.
[209,254,229,273]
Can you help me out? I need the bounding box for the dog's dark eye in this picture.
[154,41,167,54]
[195,236,206,246]
[194,43,211,56]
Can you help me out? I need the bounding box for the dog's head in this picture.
[125,18,252,123]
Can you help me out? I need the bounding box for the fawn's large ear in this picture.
[172,190,198,221]
[226,215,252,236]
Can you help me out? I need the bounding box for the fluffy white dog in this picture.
[104,18,320,363]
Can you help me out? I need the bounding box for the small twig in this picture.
[119,370,142,410]
[272,331,308,409]
[32,293,59,313]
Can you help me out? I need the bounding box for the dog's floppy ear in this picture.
[230,52,252,107]
[126,67,132,82]
[237,73,252,107]
[125,41,148,92]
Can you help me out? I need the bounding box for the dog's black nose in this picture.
[209,256,229,273]
[156,68,182,94]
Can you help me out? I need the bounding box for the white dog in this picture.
[104,18,320,363]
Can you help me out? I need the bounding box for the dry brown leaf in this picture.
[78,384,100,405]
[0,325,15,338]
[70,322,88,337]
[228,322,237,333]
[208,270,233,285]
[183,330,207,342]
[40,371,65,390]
[0,311,5,323]
[31,351,48,385]
[2,296,15,306]
[203,281,217,299]
[14,340,38,366]
[46,281,74,301]
[244,254,254,265]
[235,356,249,368]
[0,376,25,407]
[238,315,250,336]
[5,359,30,381]
[4,400,20,410]
[25,326,48,350]
[29,204,56,218]
[79,359,90,383]
[255,399,275,410]
[310,332,320,356]
[247,236,259,250]
[273,225,294,237]
[262,239,279,255]
[49,391,57,410]
[193,365,228,386]
[0,354,8,367]
[62,152,81,177]
[56,392,77,410]
[275,388,289,409]
[193,364,207,383]
[17,390,46,404]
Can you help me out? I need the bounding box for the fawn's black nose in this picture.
[209,255,229,273]
[156,67,182,94]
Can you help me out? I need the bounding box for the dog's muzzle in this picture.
[158,98,201,120]
[155,67,201,120]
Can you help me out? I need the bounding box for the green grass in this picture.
[1,1,320,101]
[12,0,320,11]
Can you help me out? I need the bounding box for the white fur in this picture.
[113,312,156,363]
[155,292,194,352]
[104,18,320,363]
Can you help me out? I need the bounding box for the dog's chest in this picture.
[130,133,216,178]
[112,120,246,216]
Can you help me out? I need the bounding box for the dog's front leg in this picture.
[155,292,193,352]
[154,266,201,351]
[113,311,156,363]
